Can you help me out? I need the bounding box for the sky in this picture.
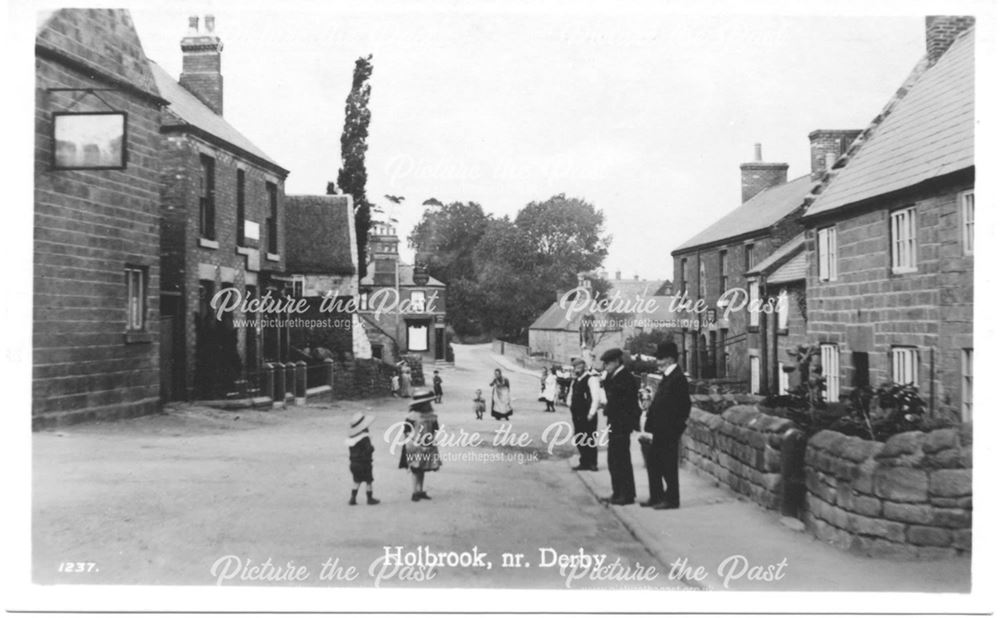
[119,1,938,280]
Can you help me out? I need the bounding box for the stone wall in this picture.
[804,426,972,558]
[682,405,798,510]
[329,359,394,400]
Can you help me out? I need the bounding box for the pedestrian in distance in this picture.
[473,389,486,420]
[346,412,380,505]
[640,341,691,510]
[399,387,441,502]
[542,367,558,412]
[490,368,513,420]
[433,369,443,403]
[599,347,640,506]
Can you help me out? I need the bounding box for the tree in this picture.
[329,54,374,276]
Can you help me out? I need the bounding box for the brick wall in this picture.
[804,427,972,558]
[805,175,974,418]
[34,10,163,427]
[159,130,286,398]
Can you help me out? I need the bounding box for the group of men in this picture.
[567,342,692,509]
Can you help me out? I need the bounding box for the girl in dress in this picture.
[399,387,441,501]
[542,367,558,412]
[490,368,513,420]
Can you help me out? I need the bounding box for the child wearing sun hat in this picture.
[346,412,380,505]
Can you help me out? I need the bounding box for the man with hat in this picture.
[569,357,601,471]
[641,341,691,509]
[599,347,640,505]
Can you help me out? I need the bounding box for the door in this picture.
[434,327,445,360]
[159,316,174,402]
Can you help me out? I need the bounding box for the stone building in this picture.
[34,9,167,427]
[671,139,835,388]
[358,217,449,363]
[285,194,370,361]
[801,17,974,421]
[154,16,290,400]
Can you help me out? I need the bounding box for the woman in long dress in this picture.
[490,368,513,420]
[542,368,558,412]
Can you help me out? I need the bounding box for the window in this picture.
[125,267,146,331]
[410,290,426,312]
[748,279,760,328]
[960,190,974,255]
[891,346,918,386]
[778,363,789,394]
[199,155,216,239]
[359,291,369,311]
[776,289,789,332]
[679,258,688,295]
[236,169,246,246]
[820,344,839,402]
[266,181,278,254]
[961,348,973,422]
[719,250,728,294]
[890,207,917,273]
[745,244,755,270]
[749,355,760,395]
[818,226,837,281]
[698,258,707,299]
[291,274,305,298]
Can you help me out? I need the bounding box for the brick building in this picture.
[801,17,974,421]
[154,16,290,400]
[285,194,370,360]
[672,136,857,392]
[358,217,449,363]
[34,9,167,427]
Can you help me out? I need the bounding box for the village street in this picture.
[33,344,672,589]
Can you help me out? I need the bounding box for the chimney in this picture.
[179,14,224,116]
[808,130,862,180]
[925,16,975,65]
[740,143,788,203]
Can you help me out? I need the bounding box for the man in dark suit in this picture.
[599,348,639,505]
[640,341,691,509]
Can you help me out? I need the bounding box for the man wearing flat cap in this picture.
[599,347,640,505]
[641,341,691,509]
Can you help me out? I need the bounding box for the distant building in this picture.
[34,9,167,426]
[358,218,449,363]
[154,15,290,400]
[801,17,974,420]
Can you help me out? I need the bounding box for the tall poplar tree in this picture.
[330,54,374,275]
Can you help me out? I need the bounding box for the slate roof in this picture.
[607,279,666,300]
[806,28,974,216]
[746,233,805,277]
[674,174,814,254]
[149,60,287,174]
[530,302,579,331]
[285,195,357,275]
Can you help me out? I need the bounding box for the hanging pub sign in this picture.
[52,111,127,170]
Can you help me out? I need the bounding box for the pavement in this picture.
[31,343,970,592]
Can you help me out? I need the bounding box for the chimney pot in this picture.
[753,143,762,162]
[180,15,224,115]
[188,16,199,32]
[205,14,215,33]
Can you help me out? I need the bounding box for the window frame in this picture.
[698,258,707,299]
[959,190,974,256]
[199,155,216,240]
[236,168,246,247]
[890,206,918,274]
[748,278,760,329]
[749,354,761,395]
[410,290,427,313]
[719,249,728,295]
[265,181,279,255]
[776,288,789,333]
[891,346,919,386]
[818,226,837,282]
[125,266,147,332]
[679,257,688,295]
[820,343,840,402]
